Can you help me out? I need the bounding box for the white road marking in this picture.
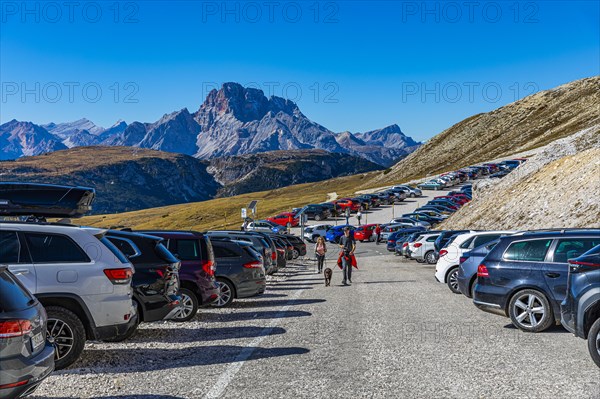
[203,288,305,399]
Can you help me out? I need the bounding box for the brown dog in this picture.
[324,268,332,286]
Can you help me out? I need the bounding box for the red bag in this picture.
[337,251,358,270]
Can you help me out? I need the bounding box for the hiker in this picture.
[314,236,327,273]
[338,227,356,285]
[356,211,362,225]
[375,224,381,245]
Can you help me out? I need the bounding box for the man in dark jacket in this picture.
[339,227,356,285]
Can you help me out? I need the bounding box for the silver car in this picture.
[303,224,333,242]
[408,233,441,264]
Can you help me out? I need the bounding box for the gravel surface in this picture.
[31,190,600,399]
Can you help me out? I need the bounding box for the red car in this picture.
[267,212,299,227]
[334,199,360,212]
[353,224,377,242]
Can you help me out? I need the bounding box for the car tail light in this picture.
[439,249,448,257]
[477,264,489,277]
[459,256,467,264]
[414,243,422,248]
[568,260,600,268]
[271,251,277,261]
[243,261,263,269]
[0,379,29,389]
[104,268,133,284]
[201,260,215,276]
[403,243,409,248]
[0,320,32,338]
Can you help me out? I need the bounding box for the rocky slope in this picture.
[373,76,599,184]
[441,126,600,230]
[0,147,220,214]
[208,149,382,196]
[0,83,420,166]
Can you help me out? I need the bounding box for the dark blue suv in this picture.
[473,230,600,332]
[560,245,600,368]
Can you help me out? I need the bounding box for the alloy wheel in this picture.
[512,293,546,329]
[212,281,233,307]
[47,318,74,360]
[596,329,600,357]
[175,292,195,320]
[425,251,436,264]
[447,269,460,293]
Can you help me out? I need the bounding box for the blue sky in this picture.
[1,1,598,141]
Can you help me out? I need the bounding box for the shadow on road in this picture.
[133,326,287,343]
[202,310,312,323]
[361,280,417,284]
[32,396,186,399]
[229,298,326,308]
[267,286,313,291]
[59,345,310,374]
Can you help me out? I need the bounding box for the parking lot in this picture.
[29,192,600,399]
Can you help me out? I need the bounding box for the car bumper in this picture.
[457,274,471,297]
[473,299,506,317]
[236,278,267,298]
[198,282,220,306]
[0,342,54,399]
[95,308,139,341]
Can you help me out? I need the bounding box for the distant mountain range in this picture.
[0,83,420,166]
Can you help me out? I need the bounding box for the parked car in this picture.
[418,181,444,190]
[133,230,220,322]
[297,204,330,221]
[0,224,137,369]
[415,210,448,220]
[334,199,360,213]
[267,212,299,227]
[434,230,473,253]
[353,224,377,242]
[381,223,423,241]
[206,231,277,274]
[318,202,340,217]
[208,238,266,307]
[456,240,500,298]
[244,220,286,234]
[325,225,355,243]
[561,245,600,368]
[402,213,444,225]
[409,233,441,264]
[389,217,431,229]
[392,185,422,198]
[474,230,600,332]
[105,231,182,334]
[0,266,54,398]
[303,224,333,242]
[270,236,289,269]
[282,234,308,258]
[435,231,515,294]
[386,229,425,252]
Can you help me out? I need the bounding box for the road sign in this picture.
[241,208,247,219]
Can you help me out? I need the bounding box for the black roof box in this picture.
[0,182,95,218]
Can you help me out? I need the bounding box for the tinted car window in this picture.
[214,245,240,258]
[108,237,139,258]
[504,239,552,262]
[0,231,30,264]
[176,239,201,260]
[25,233,90,263]
[0,269,35,312]
[472,234,501,248]
[552,238,600,263]
[100,237,128,264]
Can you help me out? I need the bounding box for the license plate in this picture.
[31,332,44,349]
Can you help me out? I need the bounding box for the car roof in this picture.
[0,220,106,236]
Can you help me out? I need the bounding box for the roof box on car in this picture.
[0,182,95,218]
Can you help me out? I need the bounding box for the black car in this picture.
[474,230,600,332]
[318,202,340,217]
[270,236,289,269]
[208,238,267,307]
[0,266,54,399]
[298,204,330,221]
[206,231,277,274]
[561,244,600,368]
[280,234,307,258]
[105,231,182,338]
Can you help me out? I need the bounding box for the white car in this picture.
[304,224,334,242]
[408,233,441,264]
[435,230,517,293]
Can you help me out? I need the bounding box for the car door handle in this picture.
[545,272,560,278]
[12,268,29,275]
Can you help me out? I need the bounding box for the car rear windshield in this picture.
[0,269,35,312]
[100,237,129,264]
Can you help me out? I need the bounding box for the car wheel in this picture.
[508,289,554,332]
[292,249,300,259]
[424,251,436,264]
[172,288,199,322]
[587,317,600,368]
[211,279,235,308]
[312,235,319,242]
[314,215,322,221]
[446,267,461,294]
[410,193,416,198]
[45,306,86,370]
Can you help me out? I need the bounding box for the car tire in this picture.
[45,306,86,370]
[587,317,600,368]
[446,267,461,294]
[424,251,436,264]
[172,288,199,322]
[508,289,554,332]
[410,193,416,198]
[312,235,319,242]
[211,279,235,308]
[314,215,322,221]
[292,249,300,259]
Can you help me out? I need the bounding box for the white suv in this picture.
[0,222,137,370]
[434,230,516,294]
[408,233,441,264]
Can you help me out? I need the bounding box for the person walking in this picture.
[314,236,327,274]
[375,224,381,245]
[356,210,362,225]
[338,227,356,285]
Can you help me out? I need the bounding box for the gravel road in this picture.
[31,191,600,399]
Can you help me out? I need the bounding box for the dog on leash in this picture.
[324,268,332,286]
